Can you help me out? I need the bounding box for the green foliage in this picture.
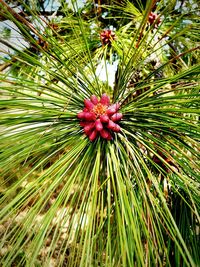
[0,0,199,266]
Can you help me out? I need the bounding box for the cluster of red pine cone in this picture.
[148,12,161,28]
[100,29,116,45]
[77,94,123,141]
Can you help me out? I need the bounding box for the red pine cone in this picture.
[100,29,116,45]
[77,94,123,141]
[148,12,161,28]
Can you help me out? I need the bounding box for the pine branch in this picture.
[0,0,46,44]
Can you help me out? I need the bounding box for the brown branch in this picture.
[0,61,13,72]
[0,54,20,72]
[169,45,200,62]
[0,0,44,41]
[0,10,65,22]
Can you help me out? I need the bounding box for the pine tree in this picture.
[0,0,199,266]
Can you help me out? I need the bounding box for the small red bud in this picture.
[84,112,96,121]
[100,129,109,139]
[113,124,121,132]
[77,112,85,119]
[106,103,120,116]
[100,114,109,123]
[106,132,112,140]
[84,122,95,135]
[95,119,103,131]
[100,93,110,106]
[90,95,99,105]
[84,99,94,110]
[80,121,87,127]
[113,103,120,111]
[106,108,116,116]
[89,130,98,141]
[111,113,123,122]
[100,129,113,140]
[107,120,117,130]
